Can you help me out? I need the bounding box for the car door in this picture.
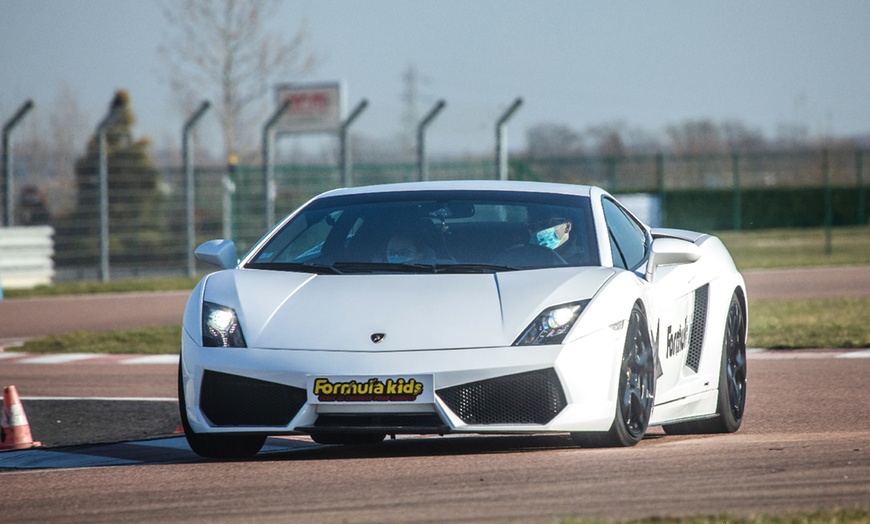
[602,198,695,402]
[601,198,648,274]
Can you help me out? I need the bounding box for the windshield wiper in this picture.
[332,261,437,274]
[246,261,518,275]
[333,262,518,274]
[245,262,343,274]
[433,263,518,273]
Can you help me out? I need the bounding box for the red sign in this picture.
[275,82,343,134]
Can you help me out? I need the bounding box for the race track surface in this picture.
[0,266,868,522]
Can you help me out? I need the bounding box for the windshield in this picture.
[245,189,599,274]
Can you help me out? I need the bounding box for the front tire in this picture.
[663,291,747,435]
[572,304,655,447]
[178,365,266,459]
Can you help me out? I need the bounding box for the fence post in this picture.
[340,99,369,188]
[495,98,523,181]
[823,149,832,255]
[607,156,617,193]
[656,153,666,228]
[96,103,122,283]
[732,152,742,231]
[2,100,34,227]
[183,101,211,278]
[417,100,446,182]
[223,155,237,241]
[857,149,865,225]
[263,100,291,231]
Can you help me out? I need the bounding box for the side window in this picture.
[602,198,647,270]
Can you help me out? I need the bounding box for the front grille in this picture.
[437,368,567,425]
[200,370,307,427]
[686,284,709,372]
[307,413,448,434]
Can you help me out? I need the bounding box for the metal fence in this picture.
[1,147,867,282]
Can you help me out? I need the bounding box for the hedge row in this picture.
[663,187,870,231]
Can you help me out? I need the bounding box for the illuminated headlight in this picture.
[202,301,247,348]
[514,300,590,346]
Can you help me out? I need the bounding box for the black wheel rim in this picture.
[620,309,655,438]
[724,299,747,420]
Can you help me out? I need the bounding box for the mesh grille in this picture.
[437,368,567,425]
[200,370,307,427]
[686,284,709,372]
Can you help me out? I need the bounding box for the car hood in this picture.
[201,267,616,351]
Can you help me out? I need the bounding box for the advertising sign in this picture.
[274,82,344,134]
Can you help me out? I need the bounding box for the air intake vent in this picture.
[200,370,307,427]
[437,368,567,425]
[686,284,709,372]
[309,413,448,433]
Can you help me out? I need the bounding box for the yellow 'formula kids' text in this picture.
[313,377,424,402]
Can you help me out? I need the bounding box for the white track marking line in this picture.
[837,349,870,359]
[16,353,100,364]
[121,355,179,365]
[21,396,177,402]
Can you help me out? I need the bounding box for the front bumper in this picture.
[180,325,623,436]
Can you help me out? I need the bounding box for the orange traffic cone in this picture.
[1,385,42,450]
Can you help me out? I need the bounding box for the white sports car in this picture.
[179,181,747,458]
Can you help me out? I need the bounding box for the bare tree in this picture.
[9,83,87,219]
[586,122,629,157]
[160,0,316,161]
[666,119,727,156]
[525,123,584,158]
[721,120,767,153]
[47,83,88,214]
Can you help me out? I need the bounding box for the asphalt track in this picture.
[0,266,869,522]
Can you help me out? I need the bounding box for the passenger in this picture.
[385,234,436,264]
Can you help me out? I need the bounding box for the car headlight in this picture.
[202,301,247,348]
[514,300,590,346]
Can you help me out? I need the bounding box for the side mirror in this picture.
[646,237,701,281]
[195,239,239,269]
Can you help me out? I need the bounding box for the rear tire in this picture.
[178,365,266,459]
[572,304,655,447]
[663,291,747,435]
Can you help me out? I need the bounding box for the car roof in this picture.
[318,180,598,199]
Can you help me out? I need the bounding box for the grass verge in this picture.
[2,276,202,299]
[716,225,870,271]
[748,297,870,349]
[16,325,182,355]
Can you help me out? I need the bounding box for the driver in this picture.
[526,209,592,265]
[528,215,572,250]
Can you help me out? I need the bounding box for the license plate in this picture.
[307,375,434,404]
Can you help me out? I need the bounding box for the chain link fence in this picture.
[2,148,867,281]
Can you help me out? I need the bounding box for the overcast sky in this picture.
[2,0,869,157]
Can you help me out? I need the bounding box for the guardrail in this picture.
[0,226,54,295]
